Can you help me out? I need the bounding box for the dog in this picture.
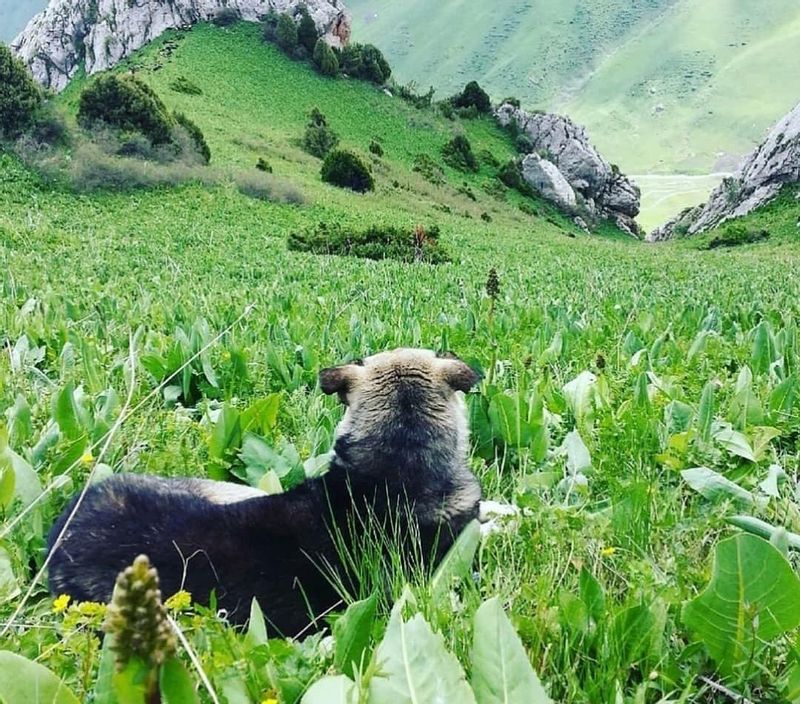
[47,348,483,634]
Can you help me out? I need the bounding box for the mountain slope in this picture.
[349,0,800,174]
[0,0,45,42]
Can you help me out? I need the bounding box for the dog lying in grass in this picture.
[47,348,488,634]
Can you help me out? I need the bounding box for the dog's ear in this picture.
[439,356,481,393]
[319,363,362,396]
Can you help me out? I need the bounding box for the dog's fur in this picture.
[47,348,482,634]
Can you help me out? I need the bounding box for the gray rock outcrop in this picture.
[649,101,800,241]
[12,0,350,93]
[495,102,641,236]
[521,154,576,210]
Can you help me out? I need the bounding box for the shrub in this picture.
[395,82,435,109]
[302,108,338,158]
[288,221,450,263]
[502,96,521,108]
[438,101,456,120]
[497,159,533,196]
[0,43,42,139]
[515,134,533,154]
[78,74,174,145]
[369,140,384,157]
[479,149,500,168]
[442,134,478,172]
[454,81,491,113]
[173,112,210,164]
[321,149,374,192]
[169,76,202,95]
[412,153,445,185]
[297,6,319,53]
[338,43,391,84]
[276,13,299,54]
[312,38,339,77]
[705,223,770,249]
[256,157,272,173]
[211,8,240,27]
[262,11,281,42]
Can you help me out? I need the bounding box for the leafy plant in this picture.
[320,150,374,192]
[443,134,479,172]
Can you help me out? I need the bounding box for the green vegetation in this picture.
[338,42,391,85]
[312,36,339,77]
[0,42,42,137]
[276,12,299,54]
[77,73,175,144]
[453,80,492,114]
[442,133,478,172]
[349,0,800,173]
[302,107,339,159]
[1,21,800,703]
[289,221,449,263]
[320,148,374,192]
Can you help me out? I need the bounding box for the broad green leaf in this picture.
[579,568,605,624]
[240,394,281,436]
[687,330,708,360]
[257,470,284,495]
[245,598,268,649]
[609,604,659,669]
[5,395,32,446]
[334,593,378,679]
[562,430,591,475]
[2,446,42,508]
[770,374,796,419]
[712,424,755,462]
[208,404,241,467]
[0,548,19,605]
[112,657,151,704]
[563,371,597,431]
[489,394,531,447]
[683,534,800,674]
[52,382,82,440]
[302,675,356,704]
[697,381,716,443]
[471,597,552,704]
[0,651,81,704]
[727,367,764,430]
[369,604,476,704]
[468,395,495,459]
[430,520,481,603]
[0,454,15,510]
[680,467,753,505]
[664,400,693,435]
[159,656,199,704]
[759,464,786,498]
[93,635,117,704]
[751,426,780,462]
[751,320,778,375]
[727,515,800,550]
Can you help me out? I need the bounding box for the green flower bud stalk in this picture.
[103,554,176,672]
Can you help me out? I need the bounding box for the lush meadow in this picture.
[2,21,800,704]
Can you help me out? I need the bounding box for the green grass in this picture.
[1,21,800,703]
[349,0,800,174]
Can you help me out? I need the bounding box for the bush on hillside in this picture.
[412,153,445,185]
[0,43,43,139]
[173,112,211,164]
[394,82,435,109]
[497,159,533,196]
[288,221,450,263]
[211,8,240,27]
[369,139,384,157]
[338,43,391,84]
[442,134,478,172]
[297,6,319,53]
[321,149,374,192]
[78,74,175,145]
[169,75,203,95]
[302,107,338,158]
[262,11,281,42]
[276,13,299,54]
[256,157,273,172]
[515,134,534,154]
[453,81,491,114]
[705,223,771,249]
[312,37,339,77]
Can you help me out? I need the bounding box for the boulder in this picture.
[521,154,576,211]
[496,102,641,236]
[649,101,800,240]
[12,0,351,92]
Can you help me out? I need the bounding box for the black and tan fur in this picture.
[47,349,482,634]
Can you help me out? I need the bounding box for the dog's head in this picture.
[319,348,480,448]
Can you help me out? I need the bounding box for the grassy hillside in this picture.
[349,0,800,174]
[0,0,44,41]
[2,21,800,703]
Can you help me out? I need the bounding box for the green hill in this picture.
[349,0,800,174]
[2,22,800,703]
[0,0,44,41]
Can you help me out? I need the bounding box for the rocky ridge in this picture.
[12,0,350,93]
[495,102,641,237]
[649,101,800,241]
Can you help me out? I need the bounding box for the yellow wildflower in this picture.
[76,601,107,617]
[53,594,71,613]
[600,546,616,558]
[80,450,94,465]
[261,699,279,704]
[165,590,192,612]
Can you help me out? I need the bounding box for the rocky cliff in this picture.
[649,101,800,241]
[495,102,641,237]
[12,0,350,93]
